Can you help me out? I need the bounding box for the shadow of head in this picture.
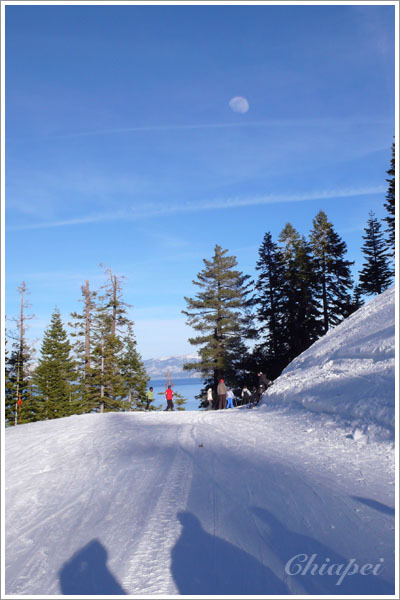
[177,510,202,529]
[172,510,289,595]
[59,539,126,595]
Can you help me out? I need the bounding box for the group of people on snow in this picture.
[145,385,175,411]
[144,371,272,412]
[204,372,272,410]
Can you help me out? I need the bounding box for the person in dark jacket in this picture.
[241,385,252,406]
[257,372,272,403]
[217,379,227,410]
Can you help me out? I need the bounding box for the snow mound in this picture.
[261,287,396,441]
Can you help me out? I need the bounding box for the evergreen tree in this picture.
[358,211,393,295]
[278,224,322,361]
[4,332,25,426]
[383,142,395,257]
[182,245,254,391]
[349,284,365,313]
[120,323,149,410]
[172,390,187,411]
[99,264,131,335]
[91,305,126,412]
[5,283,37,425]
[4,335,14,425]
[69,280,98,413]
[90,267,133,412]
[253,232,287,378]
[309,210,354,333]
[32,308,78,420]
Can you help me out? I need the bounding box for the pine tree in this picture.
[4,332,25,426]
[5,283,37,425]
[309,210,354,333]
[32,308,78,420]
[90,267,132,412]
[91,305,126,412]
[182,245,254,391]
[358,211,393,295]
[69,280,98,413]
[172,390,187,411]
[383,142,395,257]
[4,335,13,425]
[278,224,322,362]
[350,284,365,313]
[120,323,149,410]
[253,232,287,378]
[100,264,131,335]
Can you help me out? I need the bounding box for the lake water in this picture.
[148,378,204,411]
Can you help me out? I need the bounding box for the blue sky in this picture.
[4,2,396,359]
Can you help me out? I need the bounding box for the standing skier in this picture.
[165,385,174,411]
[257,372,272,403]
[217,378,227,410]
[241,385,252,406]
[226,388,234,409]
[207,388,213,410]
[145,387,154,410]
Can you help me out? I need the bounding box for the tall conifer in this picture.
[70,280,97,412]
[309,210,354,333]
[33,308,77,420]
[384,142,395,257]
[278,224,322,361]
[5,283,37,424]
[120,323,149,410]
[358,211,393,295]
[182,245,254,391]
[254,232,287,377]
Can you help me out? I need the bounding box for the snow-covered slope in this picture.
[263,287,396,441]
[4,289,396,596]
[4,410,395,596]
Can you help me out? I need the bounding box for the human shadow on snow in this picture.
[352,496,395,516]
[59,539,126,595]
[171,511,289,595]
[250,506,394,595]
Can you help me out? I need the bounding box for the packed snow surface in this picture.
[4,290,396,596]
[263,286,396,441]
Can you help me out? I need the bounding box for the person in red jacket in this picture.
[165,385,174,411]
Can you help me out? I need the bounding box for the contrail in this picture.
[49,116,390,139]
[7,185,385,231]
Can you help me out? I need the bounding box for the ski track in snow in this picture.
[121,419,193,595]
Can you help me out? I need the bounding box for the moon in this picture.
[229,96,249,114]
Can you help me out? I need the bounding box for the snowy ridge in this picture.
[143,353,200,378]
[262,287,396,440]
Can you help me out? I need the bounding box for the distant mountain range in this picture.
[143,354,200,379]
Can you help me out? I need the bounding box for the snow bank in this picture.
[262,287,396,440]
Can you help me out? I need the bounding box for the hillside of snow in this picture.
[262,287,396,441]
[4,289,396,596]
